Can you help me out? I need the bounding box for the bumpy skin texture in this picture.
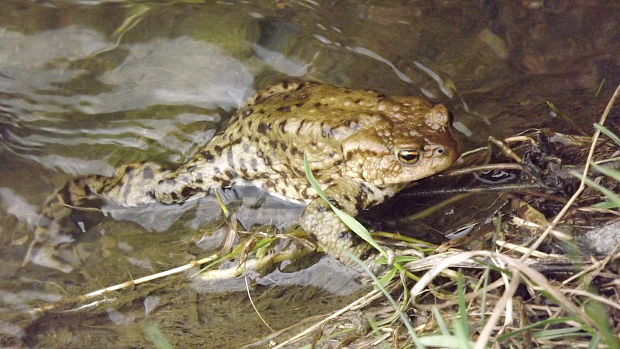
[26,80,461,272]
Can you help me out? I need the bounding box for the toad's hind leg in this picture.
[25,162,169,272]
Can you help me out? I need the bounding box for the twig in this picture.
[488,136,523,163]
[30,254,218,313]
[443,163,523,177]
[562,245,619,285]
[402,183,543,198]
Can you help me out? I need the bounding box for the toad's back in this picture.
[155,80,459,203]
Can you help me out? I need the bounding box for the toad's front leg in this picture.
[300,178,398,272]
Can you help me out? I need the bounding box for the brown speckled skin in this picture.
[26,80,460,272]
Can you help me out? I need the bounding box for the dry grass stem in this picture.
[409,251,597,328]
[559,289,620,311]
[245,275,274,332]
[474,270,521,349]
[271,289,383,349]
[495,240,565,259]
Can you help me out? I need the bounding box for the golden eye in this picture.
[396,149,421,165]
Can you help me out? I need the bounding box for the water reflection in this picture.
[0,26,107,96]
[0,0,617,347]
[1,27,254,174]
[97,37,254,112]
[0,187,39,227]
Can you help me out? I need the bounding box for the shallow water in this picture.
[0,0,618,347]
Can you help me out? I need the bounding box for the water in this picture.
[0,0,618,347]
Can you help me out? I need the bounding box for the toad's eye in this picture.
[396,149,422,165]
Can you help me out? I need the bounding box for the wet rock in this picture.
[576,221,620,256]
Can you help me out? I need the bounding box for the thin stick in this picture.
[520,84,620,261]
[562,246,618,285]
[443,163,523,177]
[488,136,523,163]
[30,254,218,313]
[403,183,542,198]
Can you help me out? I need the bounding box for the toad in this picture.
[26,80,460,272]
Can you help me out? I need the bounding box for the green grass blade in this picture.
[570,170,620,209]
[345,250,424,348]
[303,154,387,258]
[593,201,619,209]
[592,163,620,181]
[379,265,398,286]
[255,237,277,249]
[532,327,588,340]
[546,101,586,135]
[594,79,606,97]
[456,273,470,338]
[593,123,620,146]
[584,296,620,349]
[453,323,474,349]
[432,308,451,336]
[496,317,579,342]
[588,332,601,349]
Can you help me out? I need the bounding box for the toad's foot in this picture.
[300,178,399,274]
